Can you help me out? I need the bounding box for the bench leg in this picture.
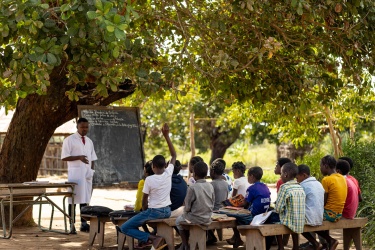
[216,229,223,241]
[189,225,206,250]
[118,232,126,250]
[244,229,266,250]
[88,218,99,246]
[155,223,175,250]
[97,220,106,247]
[343,227,362,250]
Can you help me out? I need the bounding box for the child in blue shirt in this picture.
[226,166,271,248]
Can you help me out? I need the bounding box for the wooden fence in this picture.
[0,134,68,176]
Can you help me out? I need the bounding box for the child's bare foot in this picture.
[329,239,338,250]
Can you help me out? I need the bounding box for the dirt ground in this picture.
[0,176,364,250]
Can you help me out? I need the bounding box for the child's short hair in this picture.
[152,155,166,169]
[144,160,154,176]
[232,161,246,174]
[248,166,263,180]
[339,156,354,170]
[211,158,226,175]
[277,157,292,167]
[173,160,182,175]
[189,156,203,167]
[320,155,336,169]
[297,164,310,176]
[336,159,350,175]
[282,162,298,178]
[194,162,208,178]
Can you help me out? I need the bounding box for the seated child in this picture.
[187,156,204,185]
[212,158,233,197]
[296,164,325,250]
[134,160,154,212]
[231,161,250,197]
[339,156,362,202]
[207,159,229,244]
[175,162,215,250]
[226,166,271,248]
[170,160,188,216]
[274,157,292,193]
[315,155,347,250]
[120,123,176,250]
[336,159,359,219]
[274,162,306,250]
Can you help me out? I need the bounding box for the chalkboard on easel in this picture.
[78,105,144,186]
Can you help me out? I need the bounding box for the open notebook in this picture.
[250,211,273,226]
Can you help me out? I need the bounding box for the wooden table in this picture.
[0,182,76,239]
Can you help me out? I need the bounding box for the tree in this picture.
[122,83,241,164]
[0,0,175,225]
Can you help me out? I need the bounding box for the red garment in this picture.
[276,178,284,193]
[342,177,359,219]
[347,175,361,194]
[82,136,85,145]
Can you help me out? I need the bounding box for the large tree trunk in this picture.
[209,127,241,164]
[277,143,313,162]
[0,64,135,225]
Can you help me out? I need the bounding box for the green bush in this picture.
[342,140,375,248]
[295,149,328,181]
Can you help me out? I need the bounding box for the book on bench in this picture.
[250,211,273,226]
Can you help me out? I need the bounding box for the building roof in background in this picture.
[0,108,77,135]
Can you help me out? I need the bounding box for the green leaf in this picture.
[113,14,122,24]
[46,53,57,65]
[112,46,120,58]
[87,11,98,19]
[291,0,298,8]
[114,28,125,39]
[60,4,70,12]
[117,23,128,30]
[106,25,115,32]
[137,69,148,78]
[40,3,49,9]
[95,0,103,11]
[103,2,113,14]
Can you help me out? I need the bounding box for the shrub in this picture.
[342,140,375,248]
[295,149,328,181]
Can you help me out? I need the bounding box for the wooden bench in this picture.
[111,216,134,250]
[81,214,112,247]
[238,217,368,250]
[147,217,177,250]
[180,217,237,250]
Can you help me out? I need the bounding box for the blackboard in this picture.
[78,105,144,186]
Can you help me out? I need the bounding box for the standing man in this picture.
[62,117,97,233]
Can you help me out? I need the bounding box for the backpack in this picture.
[81,205,113,217]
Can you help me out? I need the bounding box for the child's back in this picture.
[210,159,229,210]
[336,159,358,219]
[275,163,306,234]
[184,179,215,224]
[322,173,347,218]
[170,160,188,211]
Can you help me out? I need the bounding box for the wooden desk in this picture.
[0,182,76,239]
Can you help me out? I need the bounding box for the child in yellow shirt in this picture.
[134,161,154,211]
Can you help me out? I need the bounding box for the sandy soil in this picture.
[0,176,362,250]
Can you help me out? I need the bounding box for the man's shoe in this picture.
[80,223,90,232]
[70,225,77,234]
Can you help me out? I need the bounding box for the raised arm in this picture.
[161,123,176,165]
